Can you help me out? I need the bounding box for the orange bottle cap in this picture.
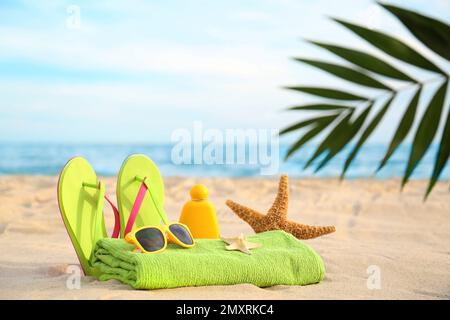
[190,184,208,200]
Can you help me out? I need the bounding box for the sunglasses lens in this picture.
[135,228,165,252]
[169,224,194,245]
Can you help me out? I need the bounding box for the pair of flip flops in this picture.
[57,154,168,276]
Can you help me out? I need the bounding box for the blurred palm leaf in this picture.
[402,80,447,188]
[332,18,445,74]
[294,58,392,90]
[287,103,354,111]
[282,3,449,198]
[342,96,394,178]
[427,104,450,196]
[313,105,372,172]
[286,86,368,100]
[380,3,450,61]
[377,87,421,171]
[307,41,417,82]
[284,116,337,160]
[280,113,339,135]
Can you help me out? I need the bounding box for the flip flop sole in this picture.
[57,157,106,275]
[117,154,166,237]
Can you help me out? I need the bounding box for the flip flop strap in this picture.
[124,178,168,236]
[104,195,120,238]
[143,179,168,225]
[91,181,120,239]
[92,182,106,245]
[124,181,148,236]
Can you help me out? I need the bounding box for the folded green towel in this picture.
[91,230,325,289]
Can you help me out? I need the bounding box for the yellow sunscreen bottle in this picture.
[179,184,220,239]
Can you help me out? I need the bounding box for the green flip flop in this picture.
[57,157,120,276]
[117,154,168,237]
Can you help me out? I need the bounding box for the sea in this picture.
[0,142,449,180]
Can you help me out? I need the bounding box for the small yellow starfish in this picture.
[226,175,336,240]
[221,233,262,255]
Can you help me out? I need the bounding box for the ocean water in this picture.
[0,142,449,180]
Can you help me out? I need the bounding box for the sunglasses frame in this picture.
[125,222,195,254]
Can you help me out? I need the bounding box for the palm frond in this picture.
[294,58,392,90]
[303,111,354,169]
[307,40,417,82]
[280,114,339,135]
[341,96,394,178]
[285,86,368,100]
[285,122,330,160]
[377,87,422,171]
[402,80,447,188]
[287,103,354,111]
[380,3,450,62]
[283,3,450,197]
[332,18,445,74]
[314,105,372,172]
[426,99,450,198]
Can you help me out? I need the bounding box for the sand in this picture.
[0,175,449,300]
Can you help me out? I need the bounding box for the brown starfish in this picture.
[225,175,336,240]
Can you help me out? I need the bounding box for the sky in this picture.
[0,0,449,144]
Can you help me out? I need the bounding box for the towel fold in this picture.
[91,230,325,289]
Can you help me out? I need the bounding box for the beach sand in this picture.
[0,176,449,299]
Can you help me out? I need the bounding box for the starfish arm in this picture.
[282,219,336,240]
[225,200,266,232]
[221,238,234,245]
[266,175,289,221]
[226,243,238,250]
[245,241,262,249]
[226,242,252,254]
